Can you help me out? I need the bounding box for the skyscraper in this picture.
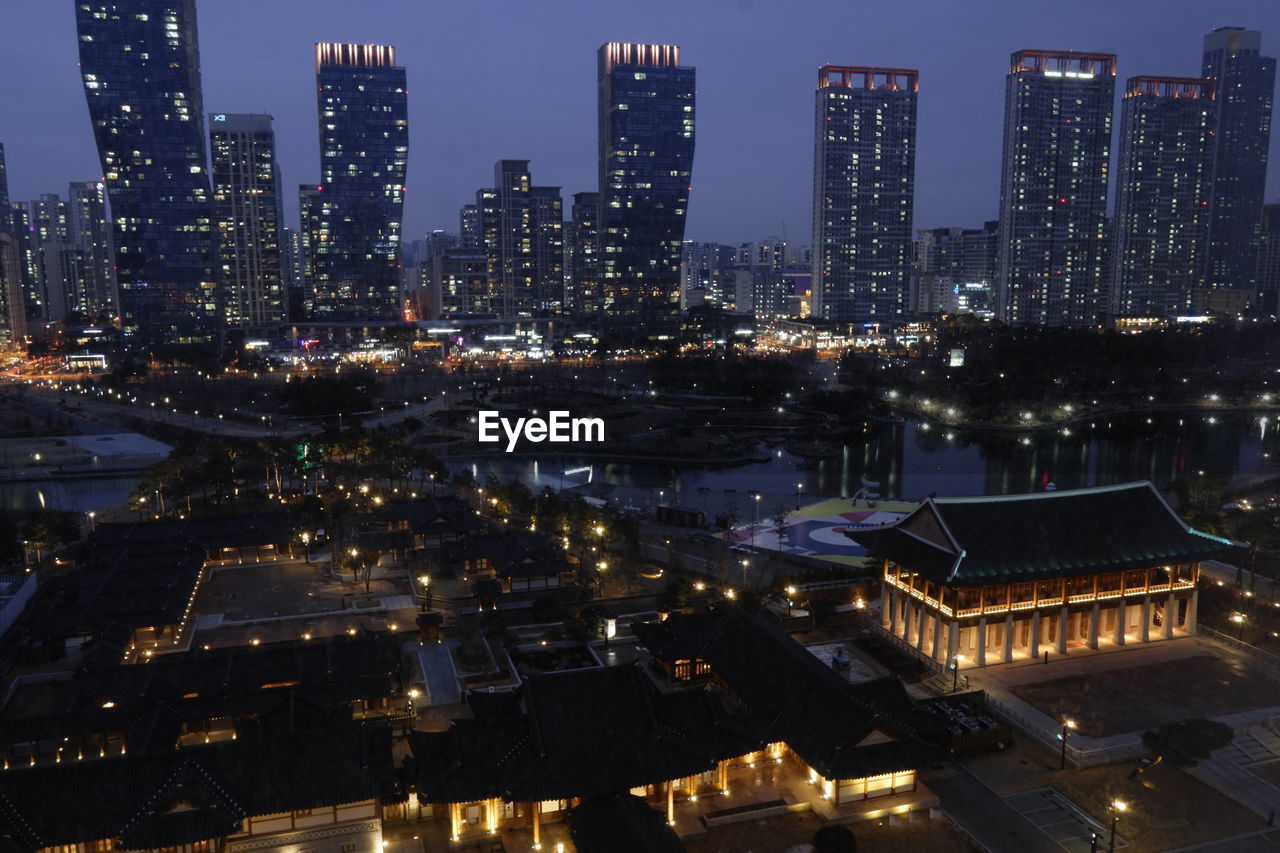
[997,50,1115,326]
[29,194,70,322]
[310,43,408,320]
[209,113,286,327]
[811,66,917,325]
[459,204,480,250]
[75,0,218,345]
[1201,27,1276,293]
[67,180,118,322]
[568,191,600,314]
[1112,77,1214,317]
[0,144,26,346]
[597,43,695,337]
[531,185,564,314]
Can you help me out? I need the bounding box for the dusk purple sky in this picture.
[2,0,1278,245]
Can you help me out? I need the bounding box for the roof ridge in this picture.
[933,481,1150,504]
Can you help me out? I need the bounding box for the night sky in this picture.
[2,0,1278,246]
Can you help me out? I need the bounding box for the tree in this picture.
[812,825,857,853]
[772,503,790,550]
[1141,718,1233,767]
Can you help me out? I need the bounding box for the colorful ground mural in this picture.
[720,498,918,566]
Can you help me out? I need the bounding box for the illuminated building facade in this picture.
[210,113,285,327]
[568,191,600,314]
[482,161,564,318]
[310,43,407,320]
[1112,77,1214,316]
[812,66,917,324]
[75,0,218,345]
[597,42,695,337]
[67,181,118,322]
[851,483,1239,669]
[1201,27,1276,293]
[0,144,25,346]
[997,50,1115,327]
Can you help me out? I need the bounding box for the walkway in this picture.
[926,766,1065,853]
[408,638,462,706]
[1188,753,1280,820]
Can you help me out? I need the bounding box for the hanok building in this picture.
[407,609,946,847]
[848,482,1241,669]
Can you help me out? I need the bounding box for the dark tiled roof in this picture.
[566,793,687,853]
[635,609,947,779]
[0,722,396,852]
[412,664,762,803]
[848,481,1242,586]
[375,496,481,535]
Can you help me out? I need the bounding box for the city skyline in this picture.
[3,1,1277,248]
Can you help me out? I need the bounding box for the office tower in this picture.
[459,204,480,250]
[531,186,564,314]
[310,43,408,320]
[569,191,600,314]
[0,144,25,345]
[997,50,1115,326]
[1112,77,1214,317]
[737,237,789,271]
[280,226,305,319]
[1259,203,1280,313]
[297,184,323,317]
[75,0,217,345]
[8,204,40,322]
[811,66,918,325]
[913,223,999,317]
[67,181,118,321]
[30,194,71,322]
[432,251,492,316]
[1201,28,1277,293]
[209,113,286,327]
[597,43,695,337]
[491,160,532,318]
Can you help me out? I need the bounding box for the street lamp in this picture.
[1110,800,1127,852]
[786,584,797,616]
[795,482,804,511]
[1232,612,1246,641]
[301,532,311,563]
[1059,718,1077,769]
[950,654,965,692]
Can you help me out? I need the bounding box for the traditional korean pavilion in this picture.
[847,481,1242,668]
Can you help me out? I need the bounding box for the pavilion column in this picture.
[1057,606,1068,655]
[1114,599,1127,645]
[915,603,927,652]
[1186,589,1199,634]
[901,597,912,641]
[667,779,674,825]
[449,802,460,841]
[1003,614,1014,663]
[1140,595,1152,643]
[884,588,895,630]
[1164,591,1176,639]
[976,617,987,666]
[1088,603,1100,650]
[931,612,943,661]
[719,760,728,793]
[532,803,540,848]
[947,620,959,666]
[1029,610,1041,660]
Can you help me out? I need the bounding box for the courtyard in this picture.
[1009,654,1280,738]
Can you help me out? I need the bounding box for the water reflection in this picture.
[464,413,1278,516]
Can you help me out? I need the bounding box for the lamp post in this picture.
[301,532,311,564]
[786,585,797,617]
[950,654,965,692]
[795,482,804,511]
[419,574,431,610]
[595,524,605,555]
[1059,718,1077,770]
[349,547,360,583]
[1232,612,1246,642]
[1109,800,1127,852]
